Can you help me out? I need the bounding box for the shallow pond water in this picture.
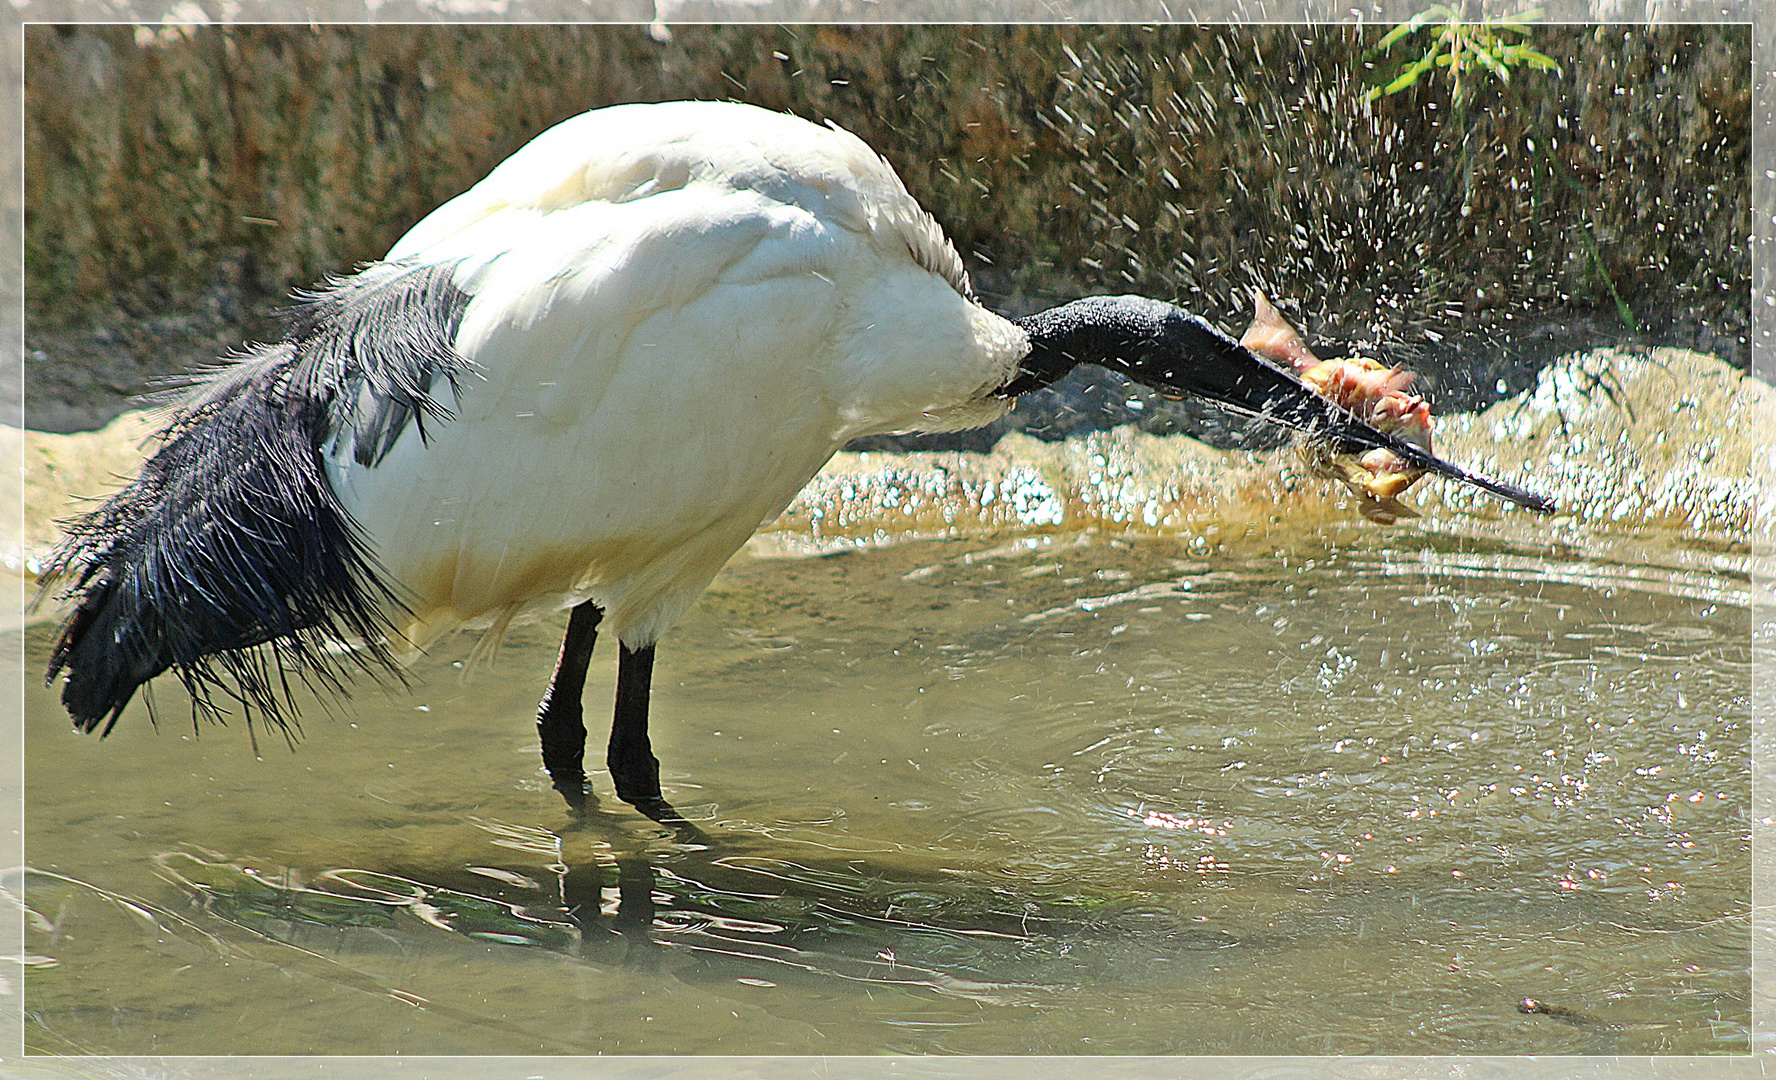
[15,525,1750,1056]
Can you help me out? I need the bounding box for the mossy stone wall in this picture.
[23,23,1750,431]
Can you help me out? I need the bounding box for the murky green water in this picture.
[16,525,1749,1056]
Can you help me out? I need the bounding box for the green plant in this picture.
[1363,8,1637,331]
[1363,6,1559,104]
[1363,7,1559,220]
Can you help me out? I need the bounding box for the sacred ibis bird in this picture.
[42,101,1550,821]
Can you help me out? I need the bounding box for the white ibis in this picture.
[42,101,1550,820]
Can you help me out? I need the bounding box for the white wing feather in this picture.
[330,102,1026,648]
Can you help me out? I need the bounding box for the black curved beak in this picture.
[1007,296,1555,515]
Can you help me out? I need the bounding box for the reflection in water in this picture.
[130,818,1247,1011]
[19,528,1752,1055]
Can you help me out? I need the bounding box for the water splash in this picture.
[769,347,1768,555]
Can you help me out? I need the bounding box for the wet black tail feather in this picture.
[44,351,404,733]
[42,260,473,734]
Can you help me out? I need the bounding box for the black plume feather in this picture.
[42,259,473,733]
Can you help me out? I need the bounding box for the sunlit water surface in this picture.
[17,529,1750,1055]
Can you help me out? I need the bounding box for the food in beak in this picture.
[1240,291,1435,522]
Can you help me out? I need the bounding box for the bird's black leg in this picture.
[536,601,604,808]
[609,642,679,822]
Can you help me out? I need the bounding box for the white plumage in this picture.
[335,101,1026,650]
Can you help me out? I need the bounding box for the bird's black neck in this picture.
[1003,295,1334,434]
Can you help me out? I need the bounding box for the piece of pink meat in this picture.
[1239,291,1434,514]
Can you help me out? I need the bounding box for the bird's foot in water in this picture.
[628,794,685,823]
[617,784,710,842]
[631,797,710,844]
[608,735,664,810]
[550,770,594,811]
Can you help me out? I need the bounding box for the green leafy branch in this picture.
[1363,6,1559,104]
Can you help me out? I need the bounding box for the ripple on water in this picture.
[13,349,1759,1054]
